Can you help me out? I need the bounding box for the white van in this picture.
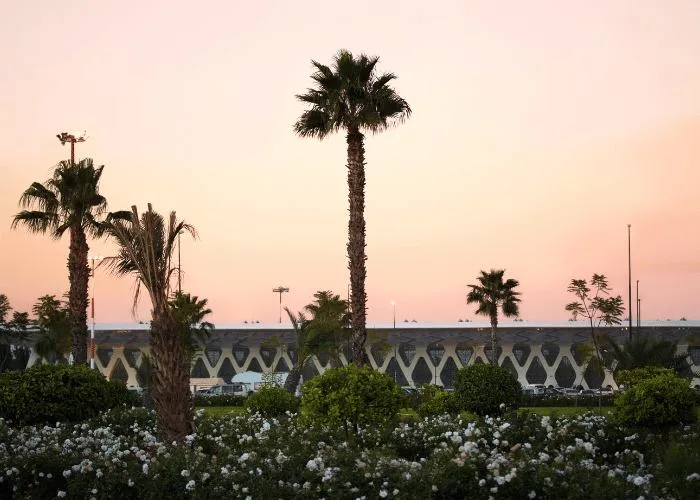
[523,384,546,396]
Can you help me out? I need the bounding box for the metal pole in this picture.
[90,258,96,369]
[636,280,640,329]
[627,224,632,340]
[177,232,182,293]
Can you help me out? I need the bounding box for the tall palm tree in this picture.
[467,269,521,365]
[103,204,197,443]
[11,159,112,364]
[294,50,411,365]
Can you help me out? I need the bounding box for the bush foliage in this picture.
[614,372,696,427]
[453,364,521,416]
[300,364,403,437]
[245,385,299,417]
[416,385,458,417]
[0,364,134,426]
[193,394,246,407]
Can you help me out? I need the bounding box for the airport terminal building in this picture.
[25,320,700,389]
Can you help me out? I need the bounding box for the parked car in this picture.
[203,383,249,397]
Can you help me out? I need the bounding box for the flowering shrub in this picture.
[300,364,404,439]
[1,406,699,498]
[453,364,521,416]
[0,364,134,426]
[245,386,299,417]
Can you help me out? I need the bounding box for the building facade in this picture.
[26,321,700,389]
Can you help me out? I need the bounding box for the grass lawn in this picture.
[520,406,613,417]
[199,406,246,417]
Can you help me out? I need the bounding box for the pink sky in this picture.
[1,1,699,324]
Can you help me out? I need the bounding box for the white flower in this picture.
[185,480,195,491]
[528,491,537,498]
[57,492,67,498]
[128,479,134,487]
[379,489,388,498]
[687,473,700,481]
[181,469,190,477]
[306,460,318,471]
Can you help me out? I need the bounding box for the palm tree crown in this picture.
[467,270,521,321]
[294,50,411,139]
[467,269,521,363]
[12,159,107,238]
[103,205,197,316]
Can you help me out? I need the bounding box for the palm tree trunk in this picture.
[284,365,302,395]
[346,127,368,366]
[490,314,498,366]
[149,311,193,442]
[68,226,90,364]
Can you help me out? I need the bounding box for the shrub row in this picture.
[0,364,135,426]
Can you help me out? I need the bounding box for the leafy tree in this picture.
[466,269,521,364]
[11,159,120,364]
[32,294,71,363]
[169,292,214,360]
[0,295,32,373]
[295,50,411,365]
[565,274,625,388]
[0,294,10,324]
[103,204,197,443]
[281,291,349,395]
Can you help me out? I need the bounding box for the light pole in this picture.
[56,131,87,164]
[627,224,633,340]
[636,280,640,328]
[272,286,289,324]
[391,301,397,382]
[89,255,102,369]
[177,231,182,293]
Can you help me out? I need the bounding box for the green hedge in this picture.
[194,394,246,407]
[0,364,135,426]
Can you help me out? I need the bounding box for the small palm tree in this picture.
[467,269,521,364]
[169,292,214,360]
[282,291,349,394]
[103,204,197,443]
[603,335,687,374]
[295,50,411,365]
[11,159,114,364]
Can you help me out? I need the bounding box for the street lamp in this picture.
[56,131,87,164]
[89,255,103,369]
[272,286,290,324]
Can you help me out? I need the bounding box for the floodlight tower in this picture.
[272,286,290,323]
[56,131,87,164]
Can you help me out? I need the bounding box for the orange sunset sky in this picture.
[1,1,699,325]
